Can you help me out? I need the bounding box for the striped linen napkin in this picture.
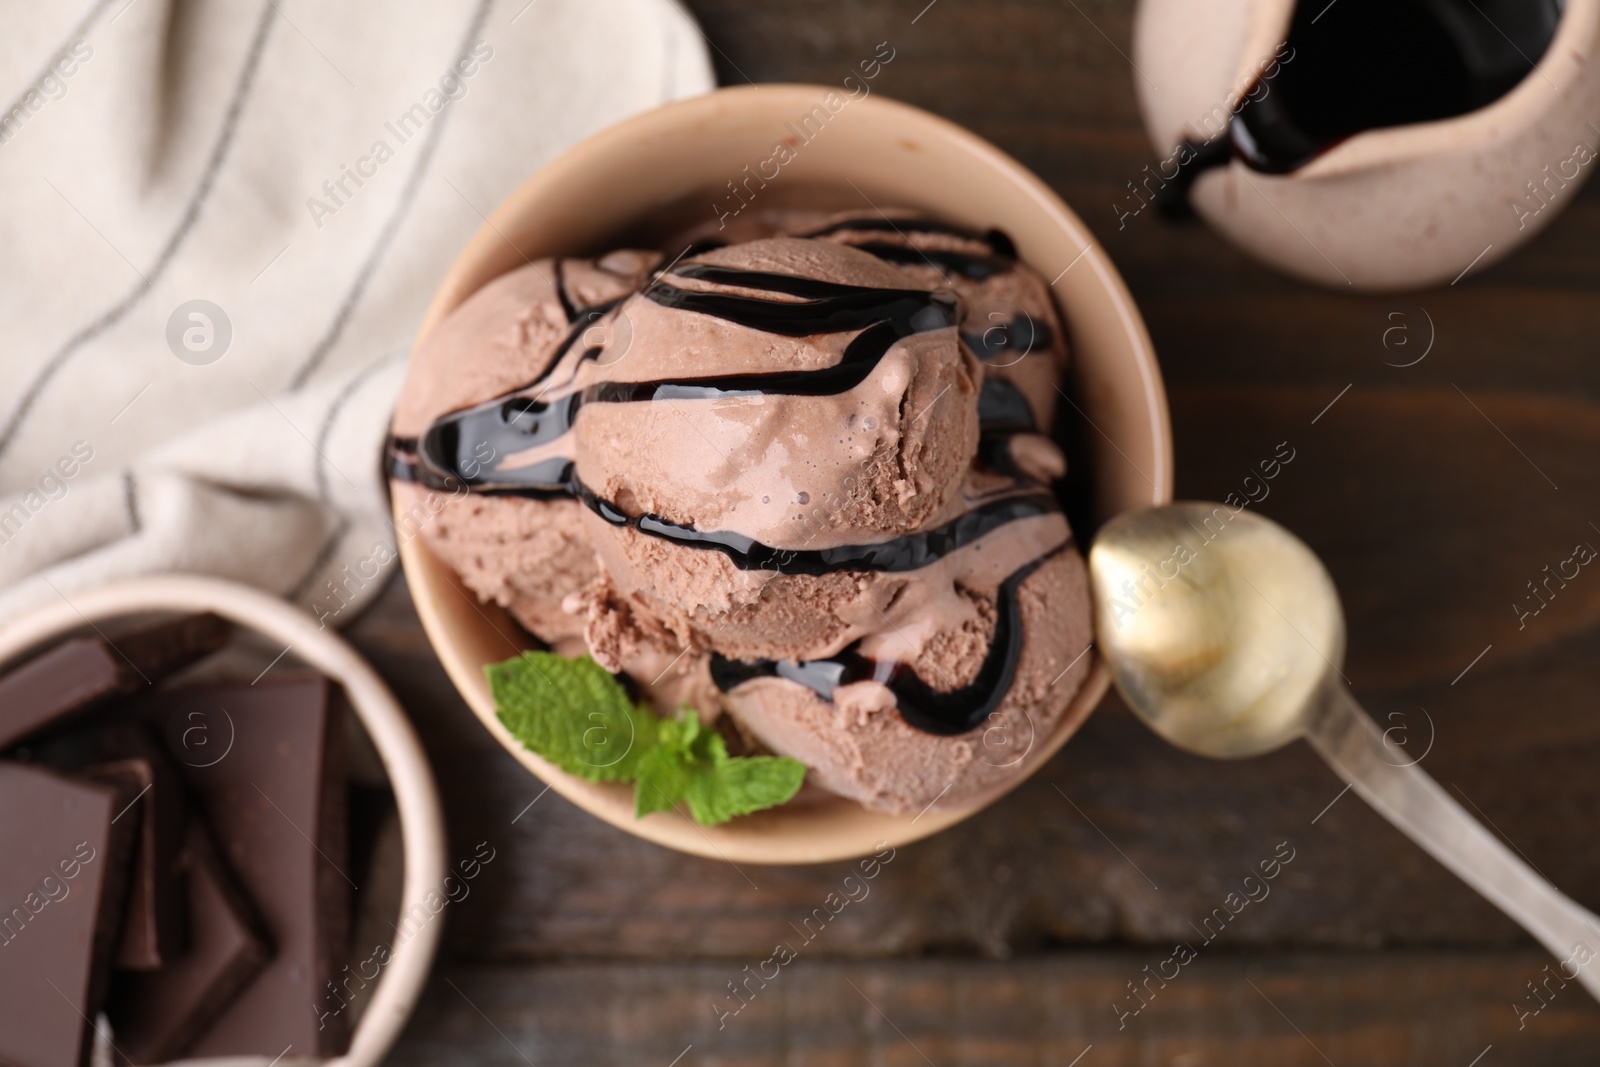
[0,0,712,625]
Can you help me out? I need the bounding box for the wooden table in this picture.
[359,2,1600,1062]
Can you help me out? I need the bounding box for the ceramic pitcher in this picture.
[1132,0,1600,290]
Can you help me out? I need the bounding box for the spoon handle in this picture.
[1307,685,1600,1002]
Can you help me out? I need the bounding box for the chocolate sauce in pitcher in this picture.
[1163,0,1564,209]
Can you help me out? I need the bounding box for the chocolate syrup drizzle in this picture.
[809,218,1049,358]
[961,317,1052,362]
[802,215,1019,261]
[389,226,1068,735]
[709,542,1069,736]
[975,378,1039,479]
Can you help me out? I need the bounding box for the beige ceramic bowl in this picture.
[0,576,446,1067]
[397,85,1172,865]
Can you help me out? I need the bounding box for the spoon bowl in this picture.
[1090,502,1342,758]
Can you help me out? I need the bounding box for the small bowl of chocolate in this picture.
[0,575,447,1067]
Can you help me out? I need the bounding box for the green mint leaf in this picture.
[630,713,702,817]
[486,659,805,825]
[683,745,806,826]
[668,709,806,826]
[486,651,656,782]
[632,744,691,817]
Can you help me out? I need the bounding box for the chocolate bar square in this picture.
[151,676,350,1057]
[0,615,230,750]
[0,763,137,1067]
[105,822,270,1065]
[37,725,187,971]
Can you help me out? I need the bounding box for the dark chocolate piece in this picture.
[37,726,187,970]
[0,763,137,1067]
[105,823,270,1065]
[0,614,231,750]
[150,676,350,1057]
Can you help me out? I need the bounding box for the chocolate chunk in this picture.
[36,726,187,970]
[105,822,270,1065]
[150,676,350,1057]
[0,763,137,1067]
[0,614,231,750]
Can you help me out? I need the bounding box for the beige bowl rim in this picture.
[397,84,1173,865]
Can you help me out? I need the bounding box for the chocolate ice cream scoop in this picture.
[389,219,1094,813]
[389,252,658,650]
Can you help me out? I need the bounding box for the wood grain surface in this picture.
[352,0,1600,1061]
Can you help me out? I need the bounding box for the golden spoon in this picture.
[1090,502,1600,1001]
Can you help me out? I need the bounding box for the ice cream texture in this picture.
[389,212,1094,813]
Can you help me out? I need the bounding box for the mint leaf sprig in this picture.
[487,651,805,826]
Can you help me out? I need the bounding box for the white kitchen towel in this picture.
[0,0,713,626]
